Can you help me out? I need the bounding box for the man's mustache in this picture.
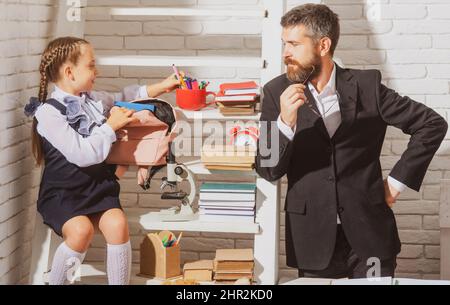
[284,58,301,66]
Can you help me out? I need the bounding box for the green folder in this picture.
[200,183,256,193]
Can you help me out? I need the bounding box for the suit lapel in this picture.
[332,65,358,141]
[289,64,358,141]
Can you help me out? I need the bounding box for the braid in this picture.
[38,71,48,103]
[38,44,61,102]
[33,37,89,165]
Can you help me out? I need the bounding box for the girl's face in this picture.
[69,43,98,94]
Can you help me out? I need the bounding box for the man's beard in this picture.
[285,55,321,84]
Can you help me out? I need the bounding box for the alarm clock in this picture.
[229,126,260,147]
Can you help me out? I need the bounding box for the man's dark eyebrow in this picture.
[283,39,302,44]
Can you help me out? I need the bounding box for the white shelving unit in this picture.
[178,107,261,121]
[127,209,261,234]
[109,7,267,17]
[97,55,264,68]
[29,0,286,285]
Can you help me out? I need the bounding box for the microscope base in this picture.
[156,204,198,222]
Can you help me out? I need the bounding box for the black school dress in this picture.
[36,99,121,237]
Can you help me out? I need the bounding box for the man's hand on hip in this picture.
[280,84,307,129]
[384,178,401,208]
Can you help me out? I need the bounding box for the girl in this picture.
[25,37,180,285]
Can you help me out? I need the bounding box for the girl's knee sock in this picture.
[49,242,87,285]
[106,241,132,285]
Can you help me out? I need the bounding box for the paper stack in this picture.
[214,249,254,283]
[198,182,256,224]
[201,145,256,171]
[215,81,260,116]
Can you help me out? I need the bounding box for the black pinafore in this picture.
[36,99,121,237]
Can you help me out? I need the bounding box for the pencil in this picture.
[172,64,187,89]
[175,232,183,246]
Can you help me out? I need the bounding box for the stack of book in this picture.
[215,81,260,116]
[198,182,256,224]
[183,260,214,282]
[214,249,254,283]
[201,145,256,171]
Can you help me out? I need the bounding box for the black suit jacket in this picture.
[256,64,448,270]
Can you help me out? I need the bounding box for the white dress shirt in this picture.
[276,64,408,222]
[35,85,149,168]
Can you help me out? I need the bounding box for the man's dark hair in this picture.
[281,4,340,56]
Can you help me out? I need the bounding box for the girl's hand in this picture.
[107,107,138,131]
[146,73,183,97]
[160,73,183,93]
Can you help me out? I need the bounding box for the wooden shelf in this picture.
[109,7,266,18]
[96,55,264,68]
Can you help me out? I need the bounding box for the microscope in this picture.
[141,143,198,222]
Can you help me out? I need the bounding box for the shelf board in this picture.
[177,107,261,121]
[96,55,264,68]
[109,7,266,18]
[127,210,260,234]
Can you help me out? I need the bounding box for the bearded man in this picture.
[256,4,448,279]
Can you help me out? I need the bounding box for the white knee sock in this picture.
[49,242,87,285]
[106,241,132,285]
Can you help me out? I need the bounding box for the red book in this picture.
[219,81,260,96]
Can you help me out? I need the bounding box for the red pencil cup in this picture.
[176,89,216,111]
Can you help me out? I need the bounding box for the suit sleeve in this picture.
[376,71,448,191]
[256,84,295,181]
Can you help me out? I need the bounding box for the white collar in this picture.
[51,86,92,104]
[308,63,337,98]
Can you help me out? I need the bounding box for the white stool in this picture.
[29,213,62,284]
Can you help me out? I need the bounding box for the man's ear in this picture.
[319,37,332,57]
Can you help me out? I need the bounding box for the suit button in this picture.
[327,176,335,182]
[338,207,344,213]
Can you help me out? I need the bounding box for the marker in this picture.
[186,79,192,90]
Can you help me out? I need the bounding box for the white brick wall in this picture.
[0,0,56,284]
[82,0,450,282]
[1,0,449,284]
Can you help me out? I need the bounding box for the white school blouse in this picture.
[35,85,149,168]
